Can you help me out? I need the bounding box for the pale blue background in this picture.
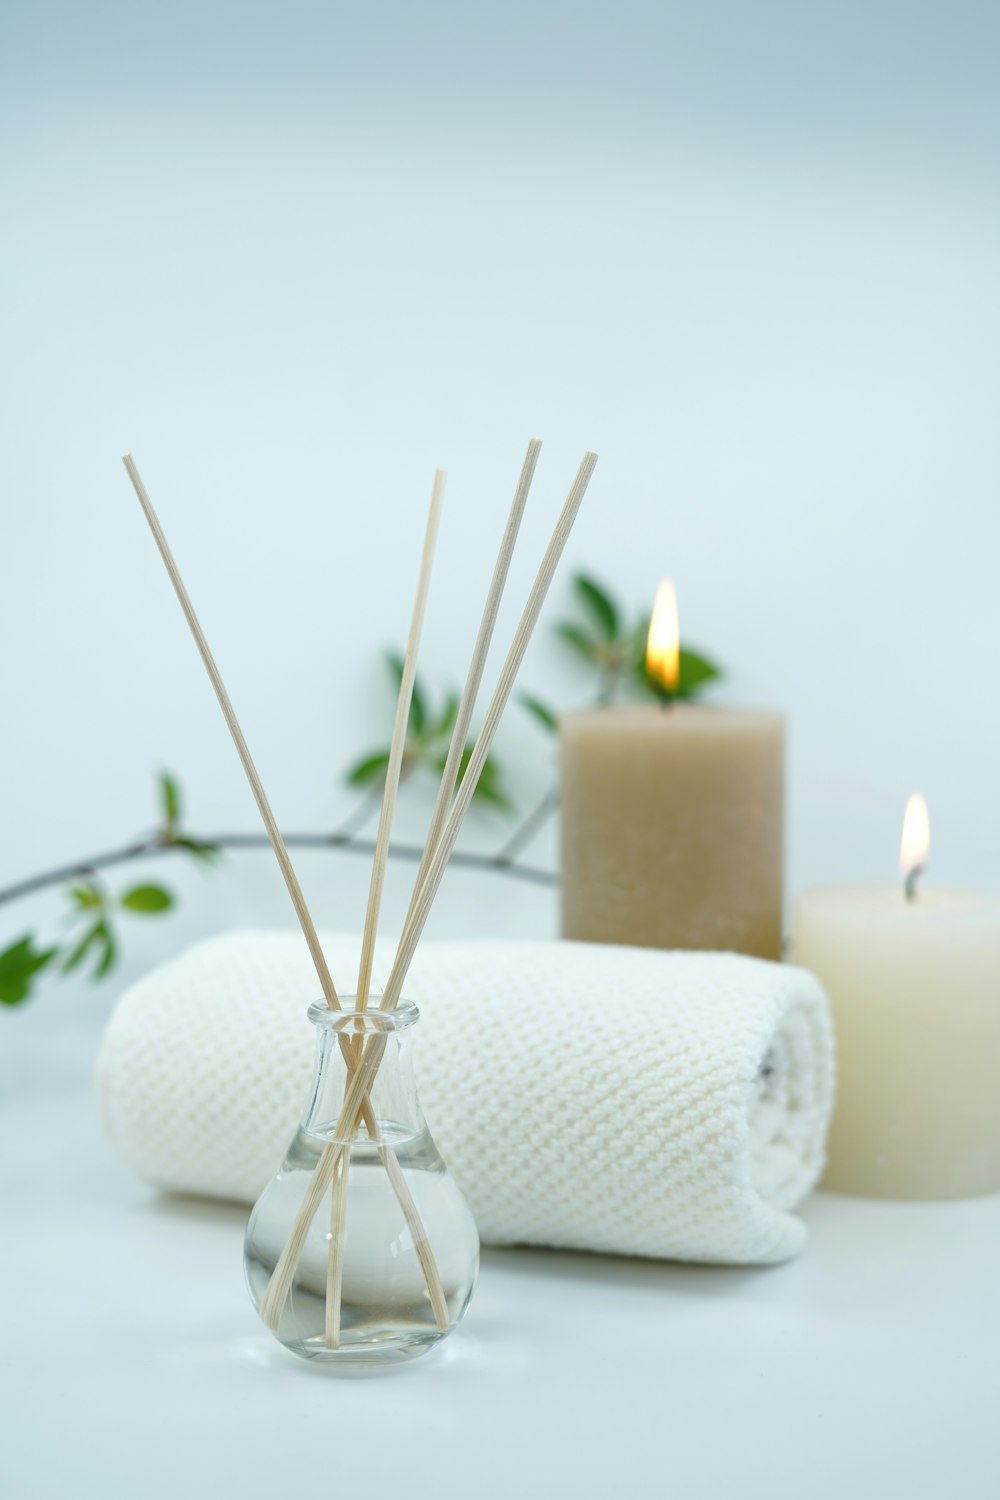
[2,19,1000,1496]
[2,1,999,977]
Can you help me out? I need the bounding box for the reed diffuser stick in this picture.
[402,440,540,933]
[326,469,444,1347]
[356,469,445,1011]
[121,455,342,1011]
[121,455,448,1334]
[383,449,599,1011]
[258,449,598,1326]
[324,1152,349,1349]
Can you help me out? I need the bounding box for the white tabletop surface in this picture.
[3,977,999,1500]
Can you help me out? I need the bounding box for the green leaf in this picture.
[345,749,391,787]
[432,692,460,743]
[475,754,499,784]
[447,745,487,785]
[0,934,57,1006]
[633,621,723,702]
[471,775,515,813]
[518,692,559,735]
[172,836,221,864]
[573,574,620,641]
[409,678,427,739]
[445,744,473,783]
[554,621,599,662]
[61,918,119,982]
[385,651,426,738]
[677,648,722,697]
[159,770,181,829]
[93,923,118,978]
[61,921,108,975]
[120,884,174,914]
[68,883,103,909]
[445,748,515,813]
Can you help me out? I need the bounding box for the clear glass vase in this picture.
[243,998,479,1365]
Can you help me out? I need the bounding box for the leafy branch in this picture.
[0,769,552,1007]
[1,572,724,1008]
[516,571,722,731]
[345,652,513,812]
[0,773,193,1005]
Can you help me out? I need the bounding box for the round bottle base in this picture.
[280,1327,448,1366]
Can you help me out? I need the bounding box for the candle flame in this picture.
[646,579,680,693]
[899,792,930,878]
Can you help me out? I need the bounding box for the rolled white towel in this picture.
[96,931,834,1265]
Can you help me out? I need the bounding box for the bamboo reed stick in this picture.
[328,450,529,1340]
[258,449,598,1324]
[356,469,445,1011]
[122,455,449,1336]
[405,440,540,918]
[325,1151,349,1348]
[121,455,342,1013]
[326,469,444,1345]
[382,449,599,1012]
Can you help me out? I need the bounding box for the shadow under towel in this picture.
[96,932,835,1265]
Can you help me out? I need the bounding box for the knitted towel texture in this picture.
[97,931,835,1265]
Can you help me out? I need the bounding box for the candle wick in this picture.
[904,864,924,903]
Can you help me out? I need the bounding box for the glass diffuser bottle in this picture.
[244,998,479,1365]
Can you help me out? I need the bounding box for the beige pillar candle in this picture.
[793,797,1000,1200]
[560,580,784,957]
[560,704,785,957]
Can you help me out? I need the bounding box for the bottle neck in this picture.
[301,1001,424,1147]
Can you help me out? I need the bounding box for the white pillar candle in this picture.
[792,797,1000,1200]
